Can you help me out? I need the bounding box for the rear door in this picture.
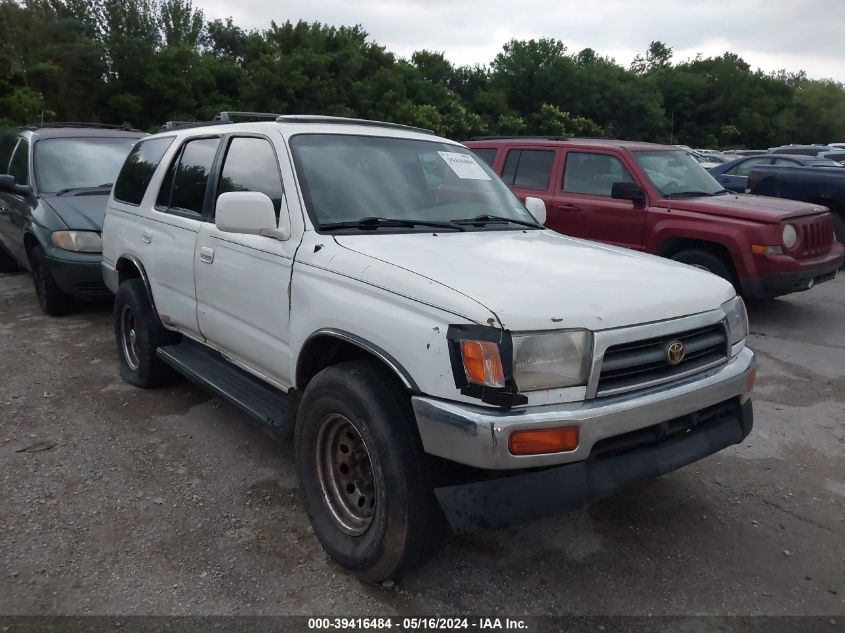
[550,150,647,250]
[145,135,220,336]
[194,132,299,387]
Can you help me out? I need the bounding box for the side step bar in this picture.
[157,339,291,437]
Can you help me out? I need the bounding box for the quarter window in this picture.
[562,152,634,196]
[157,137,219,216]
[501,149,554,190]
[216,137,284,219]
[114,137,175,205]
[8,140,29,185]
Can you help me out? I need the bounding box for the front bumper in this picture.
[45,253,110,299]
[436,398,752,532]
[412,346,755,470]
[741,244,844,299]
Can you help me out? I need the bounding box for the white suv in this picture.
[102,115,756,581]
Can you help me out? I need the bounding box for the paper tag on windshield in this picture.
[437,151,491,180]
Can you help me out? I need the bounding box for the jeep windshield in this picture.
[633,149,728,198]
[290,134,542,232]
[35,137,141,194]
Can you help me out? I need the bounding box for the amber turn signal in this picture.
[509,426,579,455]
[460,340,505,387]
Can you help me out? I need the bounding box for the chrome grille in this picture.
[596,322,728,397]
[799,215,834,258]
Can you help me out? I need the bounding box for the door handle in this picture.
[199,247,214,264]
[142,230,152,244]
[554,203,579,212]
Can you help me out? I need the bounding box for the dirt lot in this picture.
[0,271,843,617]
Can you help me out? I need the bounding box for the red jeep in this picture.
[465,138,844,299]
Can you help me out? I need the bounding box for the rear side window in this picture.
[470,148,497,167]
[501,149,554,190]
[562,152,634,196]
[216,137,284,219]
[157,137,219,216]
[8,139,29,185]
[114,137,175,205]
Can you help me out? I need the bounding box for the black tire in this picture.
[295,360,449,582]
[671,248,735,287]
[29,244,75,316]
[113,278,180,388]
[0,242,20,273]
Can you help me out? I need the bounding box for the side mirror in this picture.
[524,196,547,225]
[611,181,645,205]
[215,192,290,241]
[0,174,32,196]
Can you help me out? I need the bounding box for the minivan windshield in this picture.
[633,149,727,198]
[289,134,542,232]
[35,137,141,194]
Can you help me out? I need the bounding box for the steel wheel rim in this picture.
[120,304,140,371]
[315,414,377,536]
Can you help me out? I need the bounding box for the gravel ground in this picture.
[0,271,843,617]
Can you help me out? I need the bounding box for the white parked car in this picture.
[102,115,757,580]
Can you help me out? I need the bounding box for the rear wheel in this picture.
[295,360,449,582]
[671,248,735,287]
[114,278,180,387]
[29,244,75,316]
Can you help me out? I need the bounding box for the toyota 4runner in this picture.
[102,115,757,581]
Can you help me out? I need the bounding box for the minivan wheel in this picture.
[295,360,449,582]
[113,279,179,387]
[29,244,75,316]
[671,248,735,287]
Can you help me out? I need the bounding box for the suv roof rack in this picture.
[159,111,285,132]
[468,135,615,142]
[276,115,433,135]
[24,122,144,133]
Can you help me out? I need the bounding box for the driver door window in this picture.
[8,140,29,185]
[562,152,634,196]
[728,157,772,177]
[216,136,285,221]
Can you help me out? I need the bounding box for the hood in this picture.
[333,230,735,332]
[661,193,824,223]
[41,192,109,231]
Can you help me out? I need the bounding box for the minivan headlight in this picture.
[51,230,102,253]
[512,330,592,391]
[721,296,748,347]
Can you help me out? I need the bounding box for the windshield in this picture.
[633,150,725,197]
[289,134,539,231]
[35,137,141,193]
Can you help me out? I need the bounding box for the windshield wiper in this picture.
[449,214,543,228]
[55,183,113,196]
[663,190,726,199]
[319,217,465,232]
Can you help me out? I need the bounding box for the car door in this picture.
[0,137,33,263]
[715,157,774,192]
[194,133,299,387]
[145,135,221,336]
[499,147,558,209]
[549,150,647,250]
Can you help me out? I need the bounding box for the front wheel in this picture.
[30,244,75,316]
[671,248,736,288]
[295,360,449,582]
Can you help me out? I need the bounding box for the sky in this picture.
[194,0,845,82]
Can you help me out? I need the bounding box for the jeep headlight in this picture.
[512,330,592,391]
[51,230,102,253]
[721,296,748,348]
[782,224,798,249]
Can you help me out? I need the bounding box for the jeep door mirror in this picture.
[0,174,32,196]
[524,196,547,225]
[215,191,290,241]
[611,181,645,205]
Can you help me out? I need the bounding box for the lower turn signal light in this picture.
[509,426,579,455]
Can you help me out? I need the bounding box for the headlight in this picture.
[721,296,748,347]
[512,330,592,391]
[51,230,102,253]
[782,224,797,249]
